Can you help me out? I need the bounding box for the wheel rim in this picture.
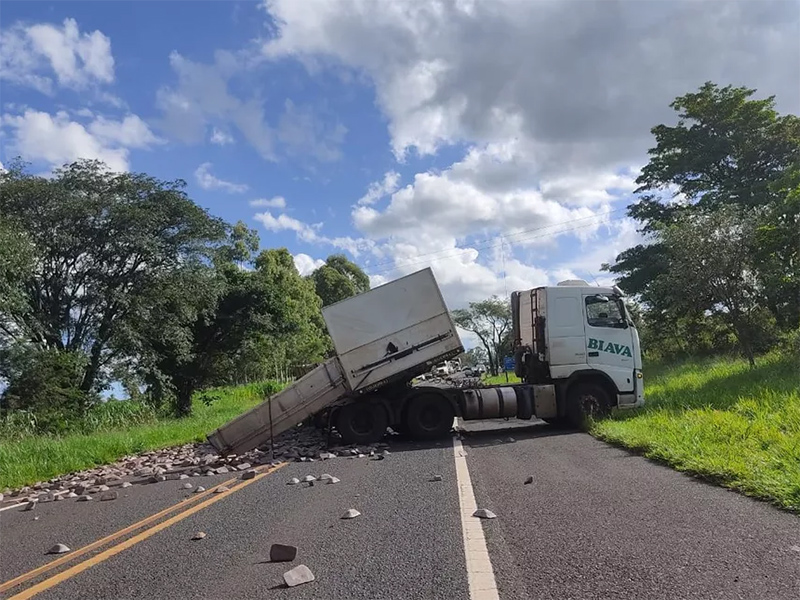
[418,405,442,431]
[579,393,601,418]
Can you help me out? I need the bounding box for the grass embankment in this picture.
[0,382,279,490]
[594,353,800,511]
[482,372,521,385]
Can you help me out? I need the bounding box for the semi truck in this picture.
[207,268,643,456]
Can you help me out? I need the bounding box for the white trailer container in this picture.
[322,267,463,394]
[207,268,463,455]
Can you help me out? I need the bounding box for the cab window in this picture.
[585,295,626,329]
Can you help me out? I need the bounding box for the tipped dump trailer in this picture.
[207,269,644,456]
[207,268,463,455]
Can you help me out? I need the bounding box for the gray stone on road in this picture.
[472,508,496,519]
[269,544,298,562]
[341,508,361,519]
[46,543,71,555]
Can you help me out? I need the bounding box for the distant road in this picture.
[3,420,799,599]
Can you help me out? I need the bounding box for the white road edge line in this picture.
[453,430,501,600]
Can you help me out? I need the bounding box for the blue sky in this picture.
[1,0,798,312]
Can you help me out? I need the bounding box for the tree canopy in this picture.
[0,159,359,418]
[451,297,511,376]
[0,159,227,401]
[309,254,370,307]
[604,82,800,361]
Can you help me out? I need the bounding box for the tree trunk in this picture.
[729,314,756,369]
[175,383,194,417]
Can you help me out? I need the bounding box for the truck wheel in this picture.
[405,393,455,440]
[336,402,388,445]
[566,383,610,430]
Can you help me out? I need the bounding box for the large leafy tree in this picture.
[605,82,800,356]
[0,159,227,403]
[451,297,511,376]
[126,243,330,416]
[310,254,370,307]
[660,208,774,367]
[0,221,33,319]
[255,248,330,368]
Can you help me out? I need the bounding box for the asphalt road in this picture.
[2,420,799,600]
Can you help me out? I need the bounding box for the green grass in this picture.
[481,372,521,385]
[594,352,800,511]
[0,382,280,490]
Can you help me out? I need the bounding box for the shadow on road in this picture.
[368,419,583,457]
[460,421,581,449]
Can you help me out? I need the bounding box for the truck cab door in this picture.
[583,293,635,394]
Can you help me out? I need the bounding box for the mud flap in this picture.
[515,386,534,420]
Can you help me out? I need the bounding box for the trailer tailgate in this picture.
[206,358,348,456]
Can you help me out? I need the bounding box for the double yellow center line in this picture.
[2,463,286,599]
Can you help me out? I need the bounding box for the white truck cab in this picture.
[512,279,644,424]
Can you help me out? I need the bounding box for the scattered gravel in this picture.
[1,424,392,509]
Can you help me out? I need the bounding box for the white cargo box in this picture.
[322,268,463,393]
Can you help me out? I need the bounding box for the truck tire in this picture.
[336,402,388,445]
[566,382,610,430]
[405,393,455,440]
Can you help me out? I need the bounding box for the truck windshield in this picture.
[585,295,627,329]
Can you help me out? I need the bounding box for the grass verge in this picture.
[481,372,521,385]
[594,352,800,512]
[0,382,280,490]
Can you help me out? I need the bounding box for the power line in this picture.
[367,212,625,276]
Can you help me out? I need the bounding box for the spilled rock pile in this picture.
[1,424,389,505]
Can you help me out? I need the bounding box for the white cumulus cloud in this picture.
[357,171,401,206]
[250,196,287,208]
[88,115,164,148]
[293,253,325,276]
[1,109,160,173]
[258,0,797,306]
[210,127,234,145]
[0,18,114,93]
[194,162,249,193]
[262,0,799,166]
[156,51,346,162]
